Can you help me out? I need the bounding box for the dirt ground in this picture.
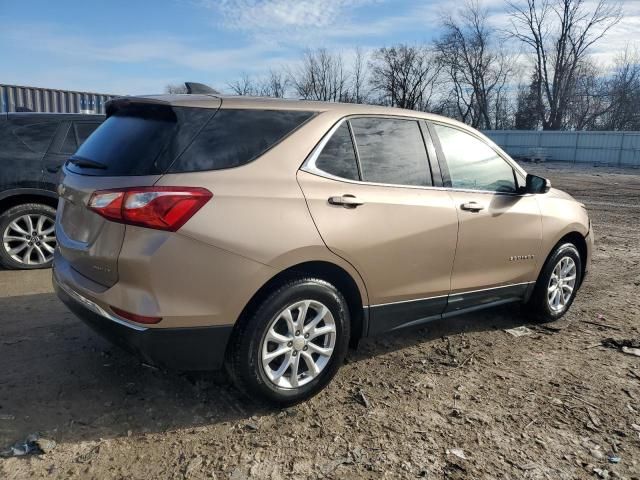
[1,162,639,479]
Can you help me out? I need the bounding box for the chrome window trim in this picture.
[301,115,531,197]
[365,281,535,308]
[54,274,148,332]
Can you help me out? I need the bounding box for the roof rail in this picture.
[184,82,219,95]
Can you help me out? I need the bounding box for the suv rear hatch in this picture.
[56,97,220,287]
[56,96,316,288]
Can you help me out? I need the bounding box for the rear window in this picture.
[59,122,103,155]
[314,123,360,181]
[75,122,101,144]
[168,109,315,173]
[67,106,314,176]
[350,117,432,187]
[67,104,203,176]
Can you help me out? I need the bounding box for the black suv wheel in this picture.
[0,203,57,270]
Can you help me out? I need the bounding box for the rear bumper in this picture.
[53,270,233,371]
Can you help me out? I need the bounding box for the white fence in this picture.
[484,130,640,168]
[1,84,117,114]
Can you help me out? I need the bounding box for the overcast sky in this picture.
[1,0,639,95]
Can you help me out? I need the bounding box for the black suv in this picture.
[0,112,103,269]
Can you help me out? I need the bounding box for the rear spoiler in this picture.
[105,97,172,118]
[105,82,220,118]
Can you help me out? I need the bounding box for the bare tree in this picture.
[601,47,640,130]
[289,48,349,102]
[369,44,442,111]
[565,59,612,130]
[343,47,370,104]
[507,0,622,130]
[435,1,514,129]
[257,70,289,98]
[227,72,258,96]
[515,72,543,129]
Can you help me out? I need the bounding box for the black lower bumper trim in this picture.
[54,279,233,371]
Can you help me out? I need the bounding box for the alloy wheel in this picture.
[2,214,56,266]
[547,256,577,312]
[261,299,337,389]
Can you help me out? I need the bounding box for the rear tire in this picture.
[225,278,350,406]
[525,242,582,322]
[0,203,57,270]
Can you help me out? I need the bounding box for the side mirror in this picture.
[525,174,551,194]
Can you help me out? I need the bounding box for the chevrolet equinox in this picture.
[53,94,593,404]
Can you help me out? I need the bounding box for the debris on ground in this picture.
[601,338,640,356]
[622,346,640,357]
[446,448,467,460]
[355,389,370,408]
[1,434,56,457]
[504,326,532,337]
[243,422,258,431]
[607,454,621,464]
[581,319,621,330]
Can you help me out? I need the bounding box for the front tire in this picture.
[0,203,57,270]
[225,278,350,406]
[526,242,582,322]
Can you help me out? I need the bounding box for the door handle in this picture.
[328,194,364,208]
[460,201,484,212]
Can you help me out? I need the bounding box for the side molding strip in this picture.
[366,282,535,336]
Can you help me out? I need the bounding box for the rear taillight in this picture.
[88,187,212,232]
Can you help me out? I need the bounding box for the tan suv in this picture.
[53,94,593,404]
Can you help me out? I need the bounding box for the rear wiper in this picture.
[67,156,108,169]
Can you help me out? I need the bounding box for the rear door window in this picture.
[314,123,360,181]
[60,124,78,154]
[13,122,59,153]
[169,109,315,173]
[350,117,432,187]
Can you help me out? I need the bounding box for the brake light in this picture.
[88,187,212,231]
[111,306,162,325]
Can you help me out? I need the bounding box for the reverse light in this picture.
[88,187,212,231]
[111,306,162,325]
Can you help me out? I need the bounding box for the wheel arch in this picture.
[541,231,588,287]
[0,189,58,214]
[233,260,367,348]
[558,231,588,286]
